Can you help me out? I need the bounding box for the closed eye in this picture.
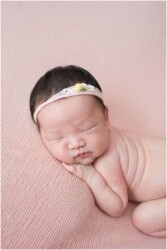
[81,124,97,132]
[55,137,64,141]
[47,137,64,142]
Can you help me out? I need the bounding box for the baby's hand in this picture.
[62,163,94,183]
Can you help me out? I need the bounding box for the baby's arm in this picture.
[62,161,128,217]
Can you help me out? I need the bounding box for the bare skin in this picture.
[37,95,166,238]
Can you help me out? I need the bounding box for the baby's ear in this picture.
[104,107,111,129]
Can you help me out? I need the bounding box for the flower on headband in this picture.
[74,83,87,92]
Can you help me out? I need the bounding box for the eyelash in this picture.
[80,124,97,132]
[55,137,64,141]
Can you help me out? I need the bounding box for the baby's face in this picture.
[37,95,110,165]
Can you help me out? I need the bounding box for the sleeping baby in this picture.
[30,65,166,238]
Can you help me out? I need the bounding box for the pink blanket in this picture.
[2,1,166,248]
[2,128,166,248]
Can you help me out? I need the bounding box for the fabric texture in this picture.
[2,1,166,249]
[2,122,166,248]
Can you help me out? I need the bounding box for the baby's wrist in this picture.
[86,165,98,185]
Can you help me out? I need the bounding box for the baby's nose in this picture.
[68,137,85,150]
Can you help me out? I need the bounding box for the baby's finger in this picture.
[62,163,76,174]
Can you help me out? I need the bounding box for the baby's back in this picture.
[112,128,166,202]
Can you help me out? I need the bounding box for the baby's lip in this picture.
[75,152,91,158]
[71,149,91,158]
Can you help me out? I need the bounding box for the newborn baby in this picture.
[30,65,166,238]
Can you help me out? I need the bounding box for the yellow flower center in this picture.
[74,83,87,92]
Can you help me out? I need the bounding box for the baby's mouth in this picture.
[75,148,92,158]
[76,152,92,158]
[72,148,91,158]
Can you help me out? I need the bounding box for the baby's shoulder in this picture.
[108,127,133,155]
[111,127,146,156]
[109,127,147,176]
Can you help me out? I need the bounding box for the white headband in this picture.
[33,83,104,122]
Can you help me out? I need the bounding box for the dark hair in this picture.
[29,65,104,122]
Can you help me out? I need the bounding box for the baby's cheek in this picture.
[47,144,63,161]
[90,135,107,154]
